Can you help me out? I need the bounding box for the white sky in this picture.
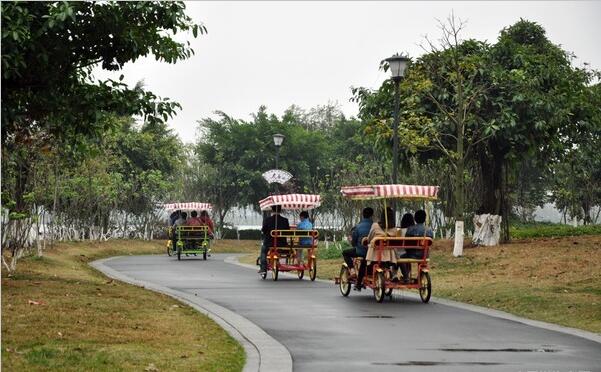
[95,1,601,143]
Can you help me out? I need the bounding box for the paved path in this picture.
[104,254,601,372]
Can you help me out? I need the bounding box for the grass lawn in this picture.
[1,240,245,372]
[239,235,601,333]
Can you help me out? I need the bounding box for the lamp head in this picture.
[384,54,411,80]
[273,133,285,147]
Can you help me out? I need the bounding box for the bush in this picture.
[510,223,601,239]
[317,240,351,260]
[220,228,262,240]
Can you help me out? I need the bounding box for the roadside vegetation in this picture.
[1,240,244,372]
[510,223,601,239]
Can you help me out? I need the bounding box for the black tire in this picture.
[374,271,385,303]
[272,259,279,281]
[309,259,317,281]
[419,271,432,303]
[177,246,181,261]
[203,251,207,260]
[261,271,267,280]
[339,266,351,297]
[167,244,173,256]
[298,270,304,280]
[384,270,393,297]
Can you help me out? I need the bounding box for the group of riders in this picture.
[169,209,215,238]
[342,207,433,291]
[259,205,432,288]
[258,205,313,275]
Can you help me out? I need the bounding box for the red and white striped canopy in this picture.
[341,184,439,200]
[163,202,212,211]
[259,194,321,211]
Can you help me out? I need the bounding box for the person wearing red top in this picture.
[186,210,203,226]
[199,210,214,237]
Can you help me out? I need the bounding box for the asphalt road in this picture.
[104,254,601,372]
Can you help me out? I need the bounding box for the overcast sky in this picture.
[96,1,601,143]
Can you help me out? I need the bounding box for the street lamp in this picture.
[384,54,410,186]
[273,133,285,170]
[385,53,410,218]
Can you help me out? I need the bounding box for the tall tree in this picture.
[1,1,205,270]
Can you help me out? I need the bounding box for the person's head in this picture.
[400,213,415,229]
[414,209,427,224]
[362,207,374,219]
[191,210,198,218]
[200,210,209,218]
[299,211,309,220]
[379,207,395,229]
[271,205,282,214]
[181,212,188,219]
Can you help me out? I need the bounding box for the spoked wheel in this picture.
[419,271,432,303]
[309,259,317,281]
[271,259,279,281]
[339,266,351,297]
[167,245,173,256]
[297,269,304,280]
[373,271,386,303]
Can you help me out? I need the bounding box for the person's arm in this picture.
[283,217,290,230]
[351,225,359,247]
[426,228,433,239]
[261,217,269,235]
[366,224,376,244]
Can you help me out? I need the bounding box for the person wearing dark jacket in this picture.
[259,205,290,273]
[341,207,374,275]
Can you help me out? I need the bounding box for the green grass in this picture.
[510,223,601,239]
[2,240,245,371]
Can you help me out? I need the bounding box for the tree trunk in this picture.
[453,87,465,257]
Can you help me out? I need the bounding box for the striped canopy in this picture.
[340,184,439,200]
[259,194,321,211]
[163,202,213,211]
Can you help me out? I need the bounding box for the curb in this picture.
[225,254,601,345]
[90,256,292,372]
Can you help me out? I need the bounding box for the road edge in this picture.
[90,256,292,372]
[225,255,601,345]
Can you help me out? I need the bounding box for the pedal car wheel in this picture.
[384,270,393,297]
[339,266,351,297]
[272,266,279,281]
[309,259,317,281]
[419,271,432,303]
[167,245,172,256]
[297,270,304,280]
[374,271,385,303]
[271,258,279,281]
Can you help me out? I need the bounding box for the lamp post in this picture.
[384,54,410,186]
[273,133,285,169]
[385,54,410,217]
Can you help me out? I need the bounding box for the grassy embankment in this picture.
[2,240,245,372]
[239,234,601,333]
